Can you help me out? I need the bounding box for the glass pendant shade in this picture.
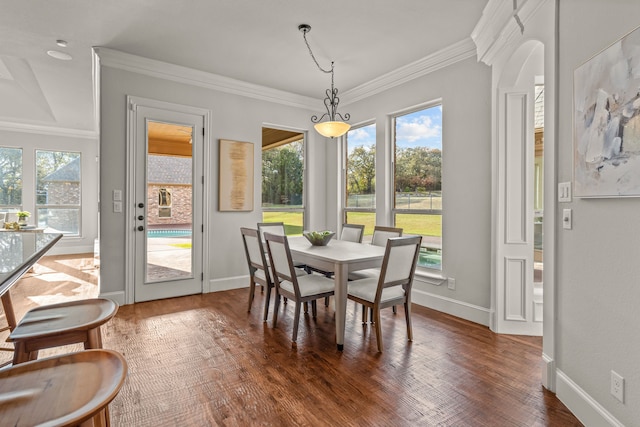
[314,121,351,138]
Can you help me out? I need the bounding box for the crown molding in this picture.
[342,38,477,105]
[471,0,548,66]
[0,120,98,139]
[93,47,319,111]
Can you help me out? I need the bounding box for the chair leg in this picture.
[311,300,317,318]
[86,327,103,349]
[292,302,302,343]
[324,296,330,307]
[303,301,309,313]
[272,294,281,328]
[361,305,367,323]
[13,341,31,365]
[370,308,374,323]
[392,305,397,314]
[247,279,256,312]
[263,285,272,322]
[373,308,383,352]
[404,302,413,342]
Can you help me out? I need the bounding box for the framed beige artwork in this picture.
[218,139,254,211]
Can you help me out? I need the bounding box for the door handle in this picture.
[137,225,144,231]
[138,215,144,220]
[138,202,144,208]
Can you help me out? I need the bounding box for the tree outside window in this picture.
[345,124,376,237]
[0,147,23,208]
[261,138,304,235]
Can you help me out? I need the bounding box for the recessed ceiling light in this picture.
[56,40,68,47]
[47,50,72,60]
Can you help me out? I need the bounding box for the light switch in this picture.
[562,209,572,230]
[558,182,571,202]
[113,201,122,213]
[113,189,122,201]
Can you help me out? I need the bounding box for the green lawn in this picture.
[262,212,304,235]
[348,212,441,237]
[262,210,441,237]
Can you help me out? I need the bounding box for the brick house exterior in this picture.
[41,156,80,232]
[147,155,192,229]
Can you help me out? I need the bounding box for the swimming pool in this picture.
[147,229,192,238]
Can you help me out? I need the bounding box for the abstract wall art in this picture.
[218,139,253,211]
[574,25,640,197]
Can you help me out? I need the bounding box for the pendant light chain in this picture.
[301,29,333,75]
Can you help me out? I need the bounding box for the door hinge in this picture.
[201,224,204,232]
[201,272,204,281]
[202,128,205,136]
[202,176,205,184]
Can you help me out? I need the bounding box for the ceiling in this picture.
[0,0,488,135]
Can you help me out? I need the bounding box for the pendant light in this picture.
[298,24,351,138]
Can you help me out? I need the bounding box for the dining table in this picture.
[288,236,385,350]
[0,232,63,338]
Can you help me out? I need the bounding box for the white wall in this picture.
[0,129,98,255]
[98,61,328,297]
[325,56,493,321]
[557,1,640,425]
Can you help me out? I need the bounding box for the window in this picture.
[344,124,376,240]
[158,188,172,218]
[261,131,304,235]
[393,105,442,270]
[0,147,23,212]
[36,150,81,236]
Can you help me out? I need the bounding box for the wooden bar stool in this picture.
[7,298,118,365]
[0,349,127,427]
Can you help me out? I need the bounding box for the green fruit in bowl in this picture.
[304,230,335,245]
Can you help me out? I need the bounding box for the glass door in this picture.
[134,107,203,302]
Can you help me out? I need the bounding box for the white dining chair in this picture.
[264,232,335,345]
[258,221,305,269]
[340,223,365,243]
[347,235,422,352]
[349,226,403,281]
[241,227,306,321]
[370,225,403,247]
[241,227,274,321]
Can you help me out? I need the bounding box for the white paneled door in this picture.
[495,87,542,336]
[128,100,204,303]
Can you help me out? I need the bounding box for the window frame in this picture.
[260,129,307,234]
[35,149,82,237]
[390,101,443,272]
[0,146,24,212]
[342,121,377,229]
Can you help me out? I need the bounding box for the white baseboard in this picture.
[99,290,126,306]
[47,244,95,255]
[207,275,249,293]
[556,369,624,427]
[541,352,555,391]
[411,288,491,327]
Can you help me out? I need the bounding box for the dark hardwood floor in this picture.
[1,254,583,426]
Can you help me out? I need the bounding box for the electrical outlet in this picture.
[611,370,624,403]
[448,278,456,290]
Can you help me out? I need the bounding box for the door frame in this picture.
[125,96,212,304]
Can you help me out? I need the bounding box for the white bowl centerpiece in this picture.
[303,230,335,246]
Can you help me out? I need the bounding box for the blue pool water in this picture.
[147,229,192,238]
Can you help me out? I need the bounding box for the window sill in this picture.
[414,269,447,286]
